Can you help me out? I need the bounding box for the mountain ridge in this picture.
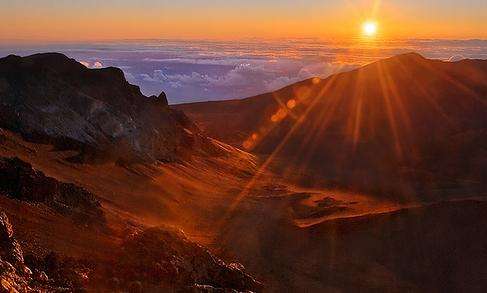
[176,52,487,200]
[0,53,218,163]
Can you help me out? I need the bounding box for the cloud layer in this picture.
[2,39,487,103]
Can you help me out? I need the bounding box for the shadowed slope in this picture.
[176,53,487,200]
[219,198,487,292]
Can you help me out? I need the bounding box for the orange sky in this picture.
[1,0,486,41]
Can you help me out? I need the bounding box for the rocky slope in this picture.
[106,226,263,292]
[0,53,264,291]
[0,210,262,292]
[0,156,105,227]
[0,211,66,292]
[0,53,214,163]
[176,53,487,200]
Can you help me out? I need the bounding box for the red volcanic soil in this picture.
[2,127,487,292]
[0,128,396,246]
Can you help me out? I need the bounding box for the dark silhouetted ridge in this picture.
[176,53,487,200]
[0,53,214,163]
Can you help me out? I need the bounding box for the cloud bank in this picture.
[2,39,487,103]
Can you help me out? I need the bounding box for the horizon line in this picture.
[2,36,487,45]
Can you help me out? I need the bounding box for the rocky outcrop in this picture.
[0,212,86,292]
[0,212,33,292]
[0,203,262,292]
[149,91,169,107]
[158,91,169,106]
[23,252,92,291]
[0,156,105,227]
[18,226,264,292]
[108,226,263,292]
[0,212,24,270]
[0,53,213,163]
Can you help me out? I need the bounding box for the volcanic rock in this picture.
[0,212,24,269]
[0,156,105,227]
[158,91,169,106]
[0,212,30,291]
[114,226,263,292]
[0,53,211,163]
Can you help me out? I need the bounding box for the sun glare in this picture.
[362,21,378,37]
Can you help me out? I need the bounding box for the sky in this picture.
[1,0,487,40]
[1,1,487,103]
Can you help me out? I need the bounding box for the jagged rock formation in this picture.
[0,211,37,292]
[149,91,169,107]
[0,212,24,270]
[0,212,87,292]
[1,216,263,292]
[107,226,263,292]
[0,53,212,163]
[0,156,105,227]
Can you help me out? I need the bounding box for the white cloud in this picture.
[142,57,258,66]
[79,61,90,67]
[92,61,103,68]
[123,71,135,82]
[78,60,104,69]
[136,59,358,96]
[264,76,296,90]
[448,55,465,62]
[37,38,486,102]
[206,63,266,87]
[297,62,357,79]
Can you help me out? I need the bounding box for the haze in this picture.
[1,0,487,40]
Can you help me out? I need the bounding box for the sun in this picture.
[362,21,378,37]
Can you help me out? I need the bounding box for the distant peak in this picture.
[0,54,22,65]
[0,52,86,74]
[366,52,428,69]
[28,52,71,59]
[398,52,425,58]
[390,52,426,62]
[4,54,22,60]
[24,52,77,64]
